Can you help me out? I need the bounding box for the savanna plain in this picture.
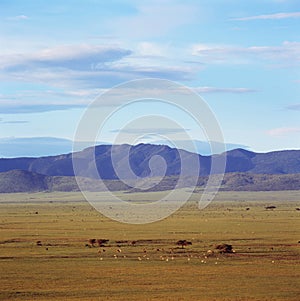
[0,190,299,301]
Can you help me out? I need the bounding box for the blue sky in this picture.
[0,0,300,154]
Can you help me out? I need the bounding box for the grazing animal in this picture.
[88,239,96,247]
[207,249,214,256]
[265,206,276,210]
[215,243,233,254]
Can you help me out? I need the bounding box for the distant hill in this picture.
[0,170,48,193]
[0,170,130,193]
[1,170,300,193]
[220,172,300,191]
[1,144,300,180]
[225,148,300,174]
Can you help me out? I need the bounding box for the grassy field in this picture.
[0,191,300,300]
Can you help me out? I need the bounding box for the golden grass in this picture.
[0,191,299,300]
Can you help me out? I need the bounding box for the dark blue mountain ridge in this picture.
[0,144,300,180]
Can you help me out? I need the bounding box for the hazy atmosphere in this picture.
[1,0,300,155]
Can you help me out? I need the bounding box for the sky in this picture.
[0,0,300,154]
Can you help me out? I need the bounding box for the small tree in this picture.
[176,240,192,249]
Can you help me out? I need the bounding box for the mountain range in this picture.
[1,143,300,177]
[0,143,300,192]
[0,137,247,157]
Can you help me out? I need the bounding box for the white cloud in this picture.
[136,42,167,57]
[0,120,29,124]
[195,87,257,94]
[0,43,198,94]
[267,127,300,137]
[6,15,29,21]
[0,81,257,114]
[232,12,300,21]
[192,41,300,65]
[110,128,190,135]
[0,44,132,71]
[0,88,100,114]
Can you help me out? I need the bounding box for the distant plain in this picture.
[0,191,299,300]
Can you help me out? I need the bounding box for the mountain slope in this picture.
[0,170,48,193]
[0,144,300,180]
[1,170,300,193]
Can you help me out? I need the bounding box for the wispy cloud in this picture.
[0,120,29,124]
[110,128,190,135]
[0,104,85,114]
[1,44,132,71]
[286,103,300,111]
[232,12,300,21]
[136,42,168,57]
[0,44,135,92]
[0,43,197,92]
[195,87,257,94]
[6,15,29,21]
[0,117,29,124]
[0,89,90,114]
[267,127,300,137]
[192,41,300,66]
